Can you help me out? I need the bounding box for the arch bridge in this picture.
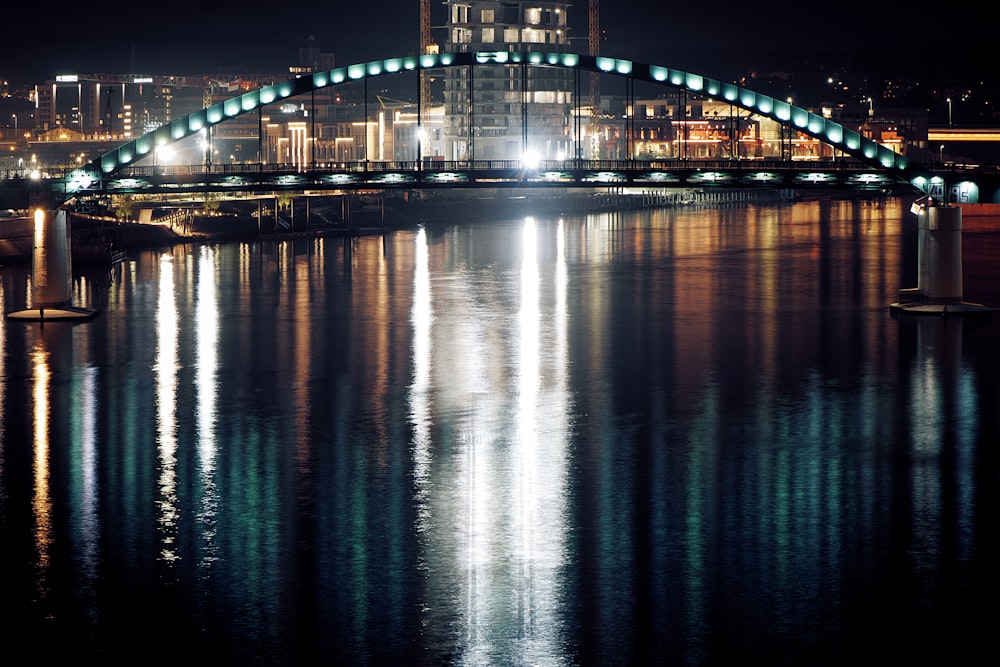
[50,51,973,203]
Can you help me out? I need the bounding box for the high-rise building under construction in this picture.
[442,1,574,161]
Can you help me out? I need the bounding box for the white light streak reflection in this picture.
[511,217,570,663]
[410,227,433,529]
[467,219,572,663]
[195,246,220,565]
[31,345,53,594]
[408,220,573,660]
[75,366,100,594]
[155,253,180,562]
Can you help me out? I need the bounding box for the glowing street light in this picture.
[521,149,540,170]
[155,144,174,167]
[947,98,952,127]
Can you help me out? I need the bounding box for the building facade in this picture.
[443,1,574,161]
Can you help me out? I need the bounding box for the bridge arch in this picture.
[64,51,927,194]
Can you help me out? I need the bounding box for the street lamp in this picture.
[947,98,952,126]
[939,144,944,164]
[10,113,16,139]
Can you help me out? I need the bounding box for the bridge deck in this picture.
[32,158,920,197]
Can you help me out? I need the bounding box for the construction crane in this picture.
[589,0,600,113]
[420,0,432,109]
[377,95,416,110]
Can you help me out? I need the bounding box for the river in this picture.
[1,198,998,665]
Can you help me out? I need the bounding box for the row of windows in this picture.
[452,27,566,45]
[451,5,567,27]
[443,90,572,105]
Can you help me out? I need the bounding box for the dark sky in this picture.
[1,2,993,85]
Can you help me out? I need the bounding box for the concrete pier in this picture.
[890,197,992,316]
[5,209,98,321]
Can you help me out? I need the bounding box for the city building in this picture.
[443,1,575,161]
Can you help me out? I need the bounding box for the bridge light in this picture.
[521,149,541,170]
[155,145,175,166]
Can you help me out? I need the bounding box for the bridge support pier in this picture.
[5,209,98,322]
[890,198,992,316]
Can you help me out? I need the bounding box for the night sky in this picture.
[1,2,993,85]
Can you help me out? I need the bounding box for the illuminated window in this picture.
[522,28,545,43]
[525,8,541,24]
[481,9,494,22]
[482,28,495,43]
[452,4,469,23]
[504,27,519,43]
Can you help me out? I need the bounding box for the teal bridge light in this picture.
[64,51,928,195]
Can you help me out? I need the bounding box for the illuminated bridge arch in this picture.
[64,51,927,193]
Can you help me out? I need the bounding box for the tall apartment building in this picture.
[443,1,574,161]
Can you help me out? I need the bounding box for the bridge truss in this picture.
[58,51,938,200]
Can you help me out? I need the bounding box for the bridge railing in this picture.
[51,156,902,181]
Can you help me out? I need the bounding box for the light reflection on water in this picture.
[195,246,220,568]
[155,252,180,563]
[0,200,998,665]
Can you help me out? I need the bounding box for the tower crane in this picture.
[589,0,600,113]
[420,0,432,109]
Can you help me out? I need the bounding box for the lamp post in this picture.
[947,98,952,127]
[11,113,16,141]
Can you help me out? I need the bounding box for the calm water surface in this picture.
[1,199,998,665]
